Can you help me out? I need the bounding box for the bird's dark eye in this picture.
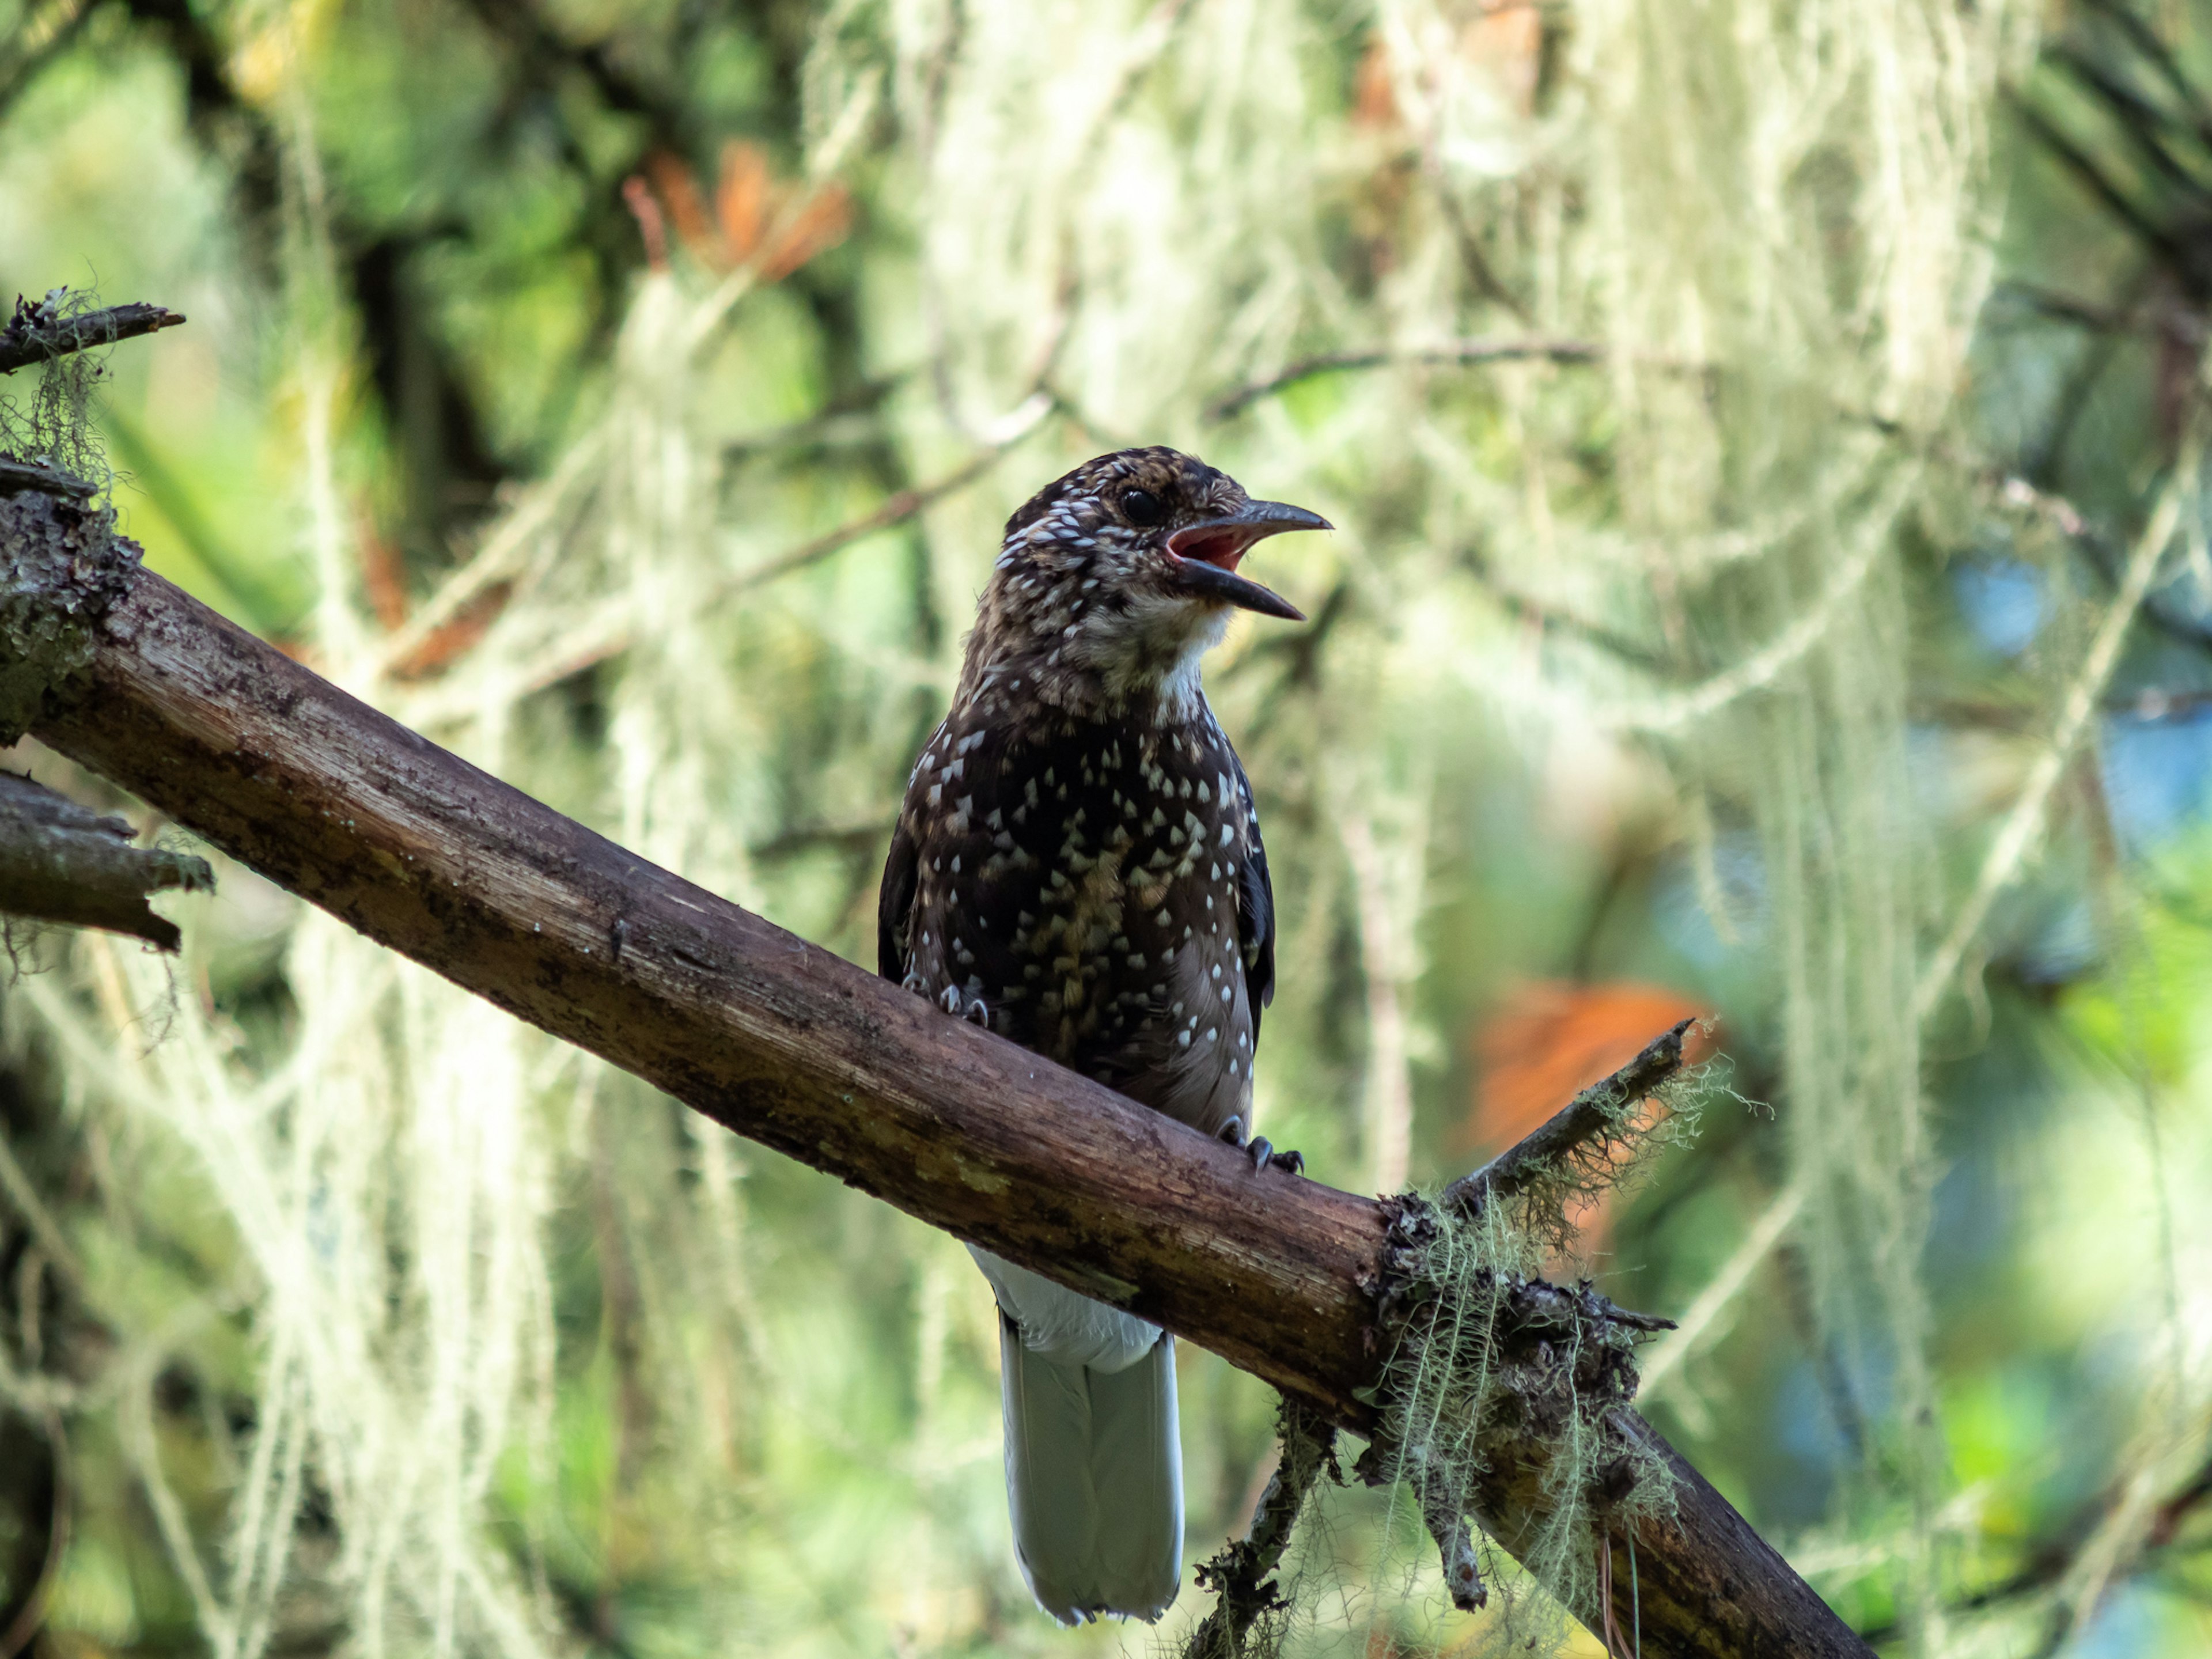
[1120,487,1165,527]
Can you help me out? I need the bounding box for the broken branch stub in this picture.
[0,295,187,378]
[0,771,211,950]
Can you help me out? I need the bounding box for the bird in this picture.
[877,446,1328,1624]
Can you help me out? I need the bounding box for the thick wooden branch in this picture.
[20,566,1869,1658]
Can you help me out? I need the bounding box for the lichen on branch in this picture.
[0,491,144,745]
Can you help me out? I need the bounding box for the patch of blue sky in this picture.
[2099,707,2212,854]
[1952,556,2046,658]
[1652,834,1767,968]
[2009,895,2099,985]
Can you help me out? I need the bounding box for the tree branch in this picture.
[0,771,211,950]
[1205,336,1605,421]
[0,296,186,377]
[1444,1018,1699,1218]
[0,459,93,501]
[1184,1399,1337,1658]
[18,556,1869,1656]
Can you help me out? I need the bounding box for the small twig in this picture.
[1416,1457,1486,1613]
[720,401,1049,593]
[1442,1019,1696,1219]
[1205,336,1604,422]
[1636,1174,1809,1399]
[1856,1441,2212,1645]
[1915,453,2188,1021]
[0,296,185,377]
[1463,546,1678,676]
[1184,1399,1338,1658]
[0,457,93,499]
[401,399,1053,712]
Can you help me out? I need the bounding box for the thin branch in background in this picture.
[2010,93,2186,272]
[1987,279,2138,334]
[0,1405,67,1659]
[1464,546,1679,677]
[404,396,1056,716]
[1205,335,1603,422]
[746,819,896,863]
[1635,1175,1809,1401]
[0,296,186,377]
[1600,473,1910,736]
[368,426,609,679]
[1422,154,1527,321]
[1915,453,2190,1021]
[2047,43,2205,200]
[715,395,1051,593]
[1855,1441,2212,1647]
[457,0,688,151]
[2078,0,2212,138]
[0,0,94,123]
[1340,807,1420,1196]
[719,370,912,469]
[0,1134,84,1293]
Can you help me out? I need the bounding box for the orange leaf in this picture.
[355,512,410,633]
[1354,37,1397,128]
[1462,5,1543,116]
[387,584,514,680]
[645,150,717,264]
[759,185,854,282]
[1468,980,1715,1154]
[715,140,773,268]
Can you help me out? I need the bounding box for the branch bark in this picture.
[21,562,1870,1658]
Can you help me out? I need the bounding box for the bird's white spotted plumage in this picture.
[877,447,1324,1625]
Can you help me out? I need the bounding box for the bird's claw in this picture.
[937,984,992,1027]
[1218,1116,1303,1176]
[1248,1139,1304,1176]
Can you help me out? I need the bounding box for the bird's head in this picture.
[969,447,1328,713]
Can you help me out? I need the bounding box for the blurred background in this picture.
[4,0,2212,1652]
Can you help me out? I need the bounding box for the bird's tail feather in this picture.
[999,1312,1182,1624]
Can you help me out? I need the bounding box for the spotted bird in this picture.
[878,448,1327,1623]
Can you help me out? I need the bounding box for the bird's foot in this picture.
[937,983,992,1027]
[1218,1115,1303,1176]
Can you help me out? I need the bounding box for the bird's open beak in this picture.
[1164,500,1329,622]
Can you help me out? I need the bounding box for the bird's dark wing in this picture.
[1230,749,1276,1036]
[877,814,919,982]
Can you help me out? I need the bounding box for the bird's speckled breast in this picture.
[893,700,1260,1135]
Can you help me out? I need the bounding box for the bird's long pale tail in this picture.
[972,1247,1183,1623]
